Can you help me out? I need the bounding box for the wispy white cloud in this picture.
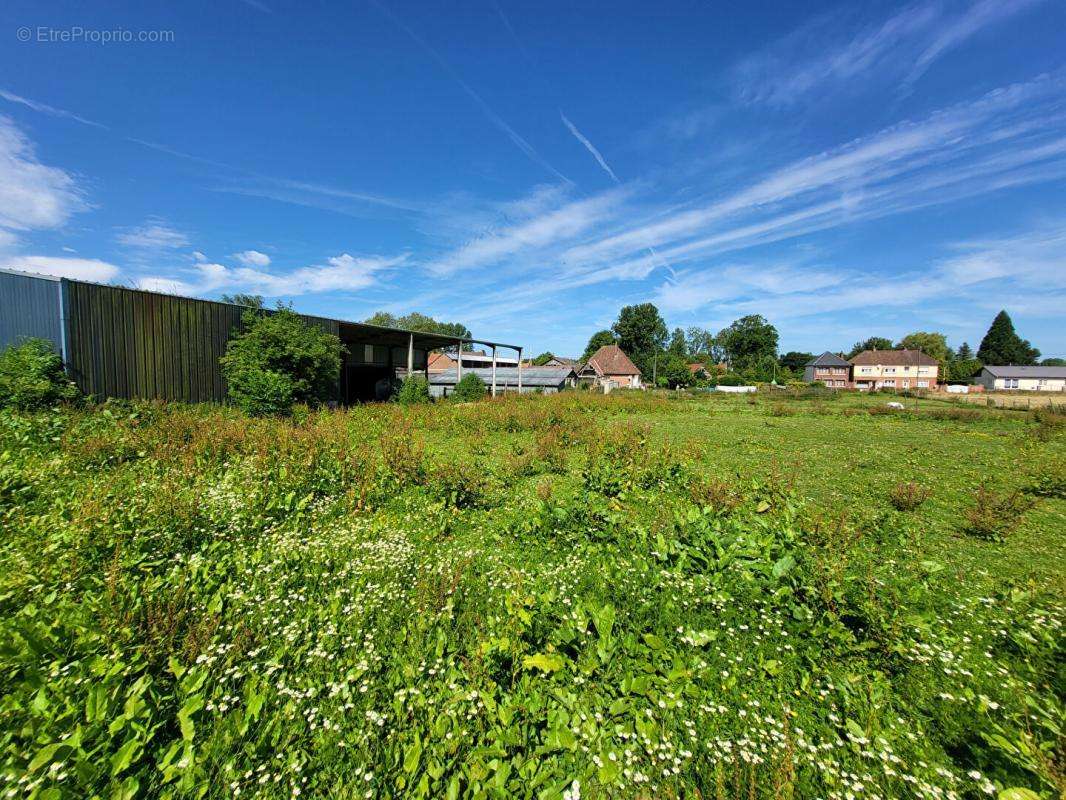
[1,88,419,228]
[0,115,86,233]
[136,276,199,295]
[115,220,190,250]
[648,218,1066,331]
[904,0,1045,90]
[735,0,1045,106]
[214,178,420,220]
[655,264,844,314]
[139,253,406,298]
[232,249,271,268]
[560,112,620,183]
[5,255,120,282]
[937,221,1066,290]
[238,0,272,13]
[558,73,1066,277]
[0,89,108,129]
[427,72,1066,337]
[370,0,571,184]
[425,188,627,276]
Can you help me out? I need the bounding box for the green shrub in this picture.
[688,475,742,513]
[889,481,931,511]
[716,373,745,386]
[925,407,982,422]
[964,486,1035,540]
[1029,409,1064,441]
[1024,455,1066,499]
[0,338,80,410]
[230,369,295,416]
[397,375,431,405]
[220,308,344,415]
[431,461,489,508]
[452,373,486,402]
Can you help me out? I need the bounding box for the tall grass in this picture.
[0,394,1060,799]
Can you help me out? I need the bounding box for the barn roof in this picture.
[584,345,641,376]
[982,365,1066,378]
[428,367,576,388]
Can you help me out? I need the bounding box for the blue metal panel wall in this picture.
[0,270,63,354]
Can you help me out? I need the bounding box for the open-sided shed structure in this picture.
[428,366,576,398]
[0,269,524,404]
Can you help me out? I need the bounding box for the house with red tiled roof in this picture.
[577,345,643,391]
[850,348,939,391]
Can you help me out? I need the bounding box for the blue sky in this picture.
[1,0,1064,358]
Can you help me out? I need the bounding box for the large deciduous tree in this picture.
[658,353,693,389]
[220,293,264,308]
[531,352,555,366]
[668,327,688,357]
[897,331,950,364]
[611,303,668,376]
[685,327,723,363]
[364,311,472,346]
[581,330,618,361]
[718,315,779,372]
[779,351,814,372]
[977,311,1040,365]
[847,337,894,358]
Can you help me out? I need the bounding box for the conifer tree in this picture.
[977,311,1040,365]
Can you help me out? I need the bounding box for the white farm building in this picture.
[977,365,1066,391]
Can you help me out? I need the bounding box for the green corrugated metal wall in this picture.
[63,281,340,403]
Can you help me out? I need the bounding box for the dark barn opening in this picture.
[336,322,462,404]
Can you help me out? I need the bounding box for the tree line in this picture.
[220,294,1059,392]
[566,306,1056,388]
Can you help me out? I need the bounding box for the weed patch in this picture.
[0,395,1060,800]
[964,486,1036,540]
[889,481,931,511]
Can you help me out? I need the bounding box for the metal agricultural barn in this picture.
[428,367,577,398]
[0,269,524,404]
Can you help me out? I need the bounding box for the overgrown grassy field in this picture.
[0,392,1062,799]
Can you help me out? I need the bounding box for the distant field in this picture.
[1,393,1062,799]
[935,391,1066,410]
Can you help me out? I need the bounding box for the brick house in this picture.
[850,349,939,390]
[803,352,852,388]
[577,345,643,390]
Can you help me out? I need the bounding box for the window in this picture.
[882,379,896,387]
[917,380,929,388]
[1003,378,1019,389]
[860,367,872,374]
[884,367,896,374]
